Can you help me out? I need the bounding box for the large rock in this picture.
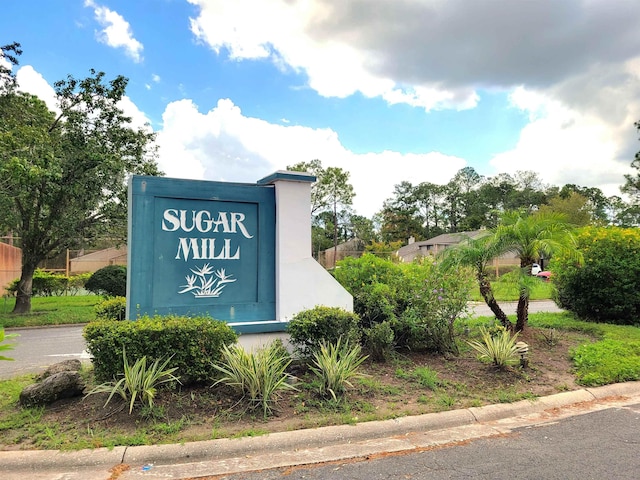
[20,371,86,407]
[39,359,83,380]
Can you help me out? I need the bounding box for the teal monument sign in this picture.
[127,175,277,333]
[127,171,353,337]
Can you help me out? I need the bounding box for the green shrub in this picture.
[85,265,127,297]
[83,315,238,384]
[212,341,297,417]
[363,321,394,362]
[67,273,92,295]
[333,254,472,354]
[86,348,180,414]
[333,255,407,327]
[6,270,68,297]
[554,226,640,325]
[95,296,126,321]
[287,306,361,358]
[309,339,368,400]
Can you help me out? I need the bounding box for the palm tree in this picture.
[439,233,513,330]
[495,211,579,331]
[441,211,579,332]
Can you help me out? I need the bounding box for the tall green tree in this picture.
[538,192,592,227]
[0,47,160,313]
[620,120,640,225]
[413,181,446,238]
[287,160,355,263]
[379,181,424,243]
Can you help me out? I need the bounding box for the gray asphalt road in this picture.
[0,325,89,380]
[217,403,640,480]
[470,299,563,317]
[0,301,563,380]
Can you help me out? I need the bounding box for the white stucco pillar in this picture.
[257,171,353,323]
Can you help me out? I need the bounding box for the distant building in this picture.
[319,238,365,268]
[0,241,21,294]
[69,247,127,274]
[396,231,520,272]
[396,231,486,263]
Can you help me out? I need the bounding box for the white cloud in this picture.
[490,87,635,196]
[187,0,477,111]
[152,74,161,83]
[185,0,640,194]
[15,66,59,114]
[85,0,143,63]
[117,96,153,131]
[156,98,466,217]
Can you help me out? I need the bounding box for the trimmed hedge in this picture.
[85,265,127,297]
[94,296,126,320]
[84,315,238,384]
[6,270,90,297]
[287,306,361,358]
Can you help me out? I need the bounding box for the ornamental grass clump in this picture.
[467,327,520,369]
[86,348,180,414]
[310,338,368,400]
[212,341,297,417]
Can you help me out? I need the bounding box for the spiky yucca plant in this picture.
[467,327,520,368]
[310,338,368,400]
[86,349,180,414]
[212,341,297,417]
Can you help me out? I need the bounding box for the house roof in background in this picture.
[397,230,486,257]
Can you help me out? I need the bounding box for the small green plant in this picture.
[94,296,126,320]
[363,321,395,362]
[436,393,456,408]
[309,338,368,400]
[538,328,561,348]
[86,349,180,414]
[413,367,445,390]
[287,306,361,358]
[212,341,298,417]
[467,326,520,368]
[0,328,18,361]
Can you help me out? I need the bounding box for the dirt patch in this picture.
[0,327,590,450]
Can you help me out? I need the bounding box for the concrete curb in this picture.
[2,380,640,475]
[0,447,126,470]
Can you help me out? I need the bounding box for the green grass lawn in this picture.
[528,312,640,386]
[0,295,99,328]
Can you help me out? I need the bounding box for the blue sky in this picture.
[3,0,640,217]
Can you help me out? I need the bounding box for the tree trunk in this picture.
[12,262,36,314]
[478,275,513,331]
[515,291,529,332]
[516,258,535,331]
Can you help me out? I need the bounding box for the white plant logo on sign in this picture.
[178,263,236,298]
